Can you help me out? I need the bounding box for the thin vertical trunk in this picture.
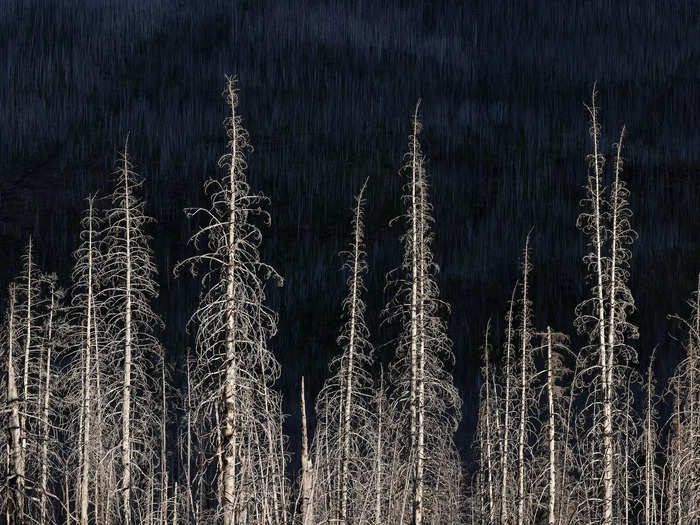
[161,356,168,525]
[173,482,178,525]
[590,93,613,525]
[215,400,224,510]
[547,328,556,525]
[374,372,384,525]
[674,391,681,525]
[40,287,56,525]
[645,353,655,525]
[65,470,70,525]
[340,179,366,525]
[92,297,104,525]
[300,377,313,525]
[80,199,95,525]
[500,285,516,524]
[222,80,239,525]
[518,234,531,525]
[415,154,426,525]
[121,151,134,525]
[483,322,494,525]
[7,287,24,523]
[185,353,194,522]
[21,239,33,474]
[409,106,420,525]
[280,411,287,525]
[624,398,630,525]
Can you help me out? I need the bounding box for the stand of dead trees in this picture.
[1,81,698,524]
[470,88,699,525]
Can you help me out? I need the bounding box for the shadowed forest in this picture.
[1,1,698,523]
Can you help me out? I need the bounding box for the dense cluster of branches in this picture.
[0,79,696,525]
[471,88,700,525]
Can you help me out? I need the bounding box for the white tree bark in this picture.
[6,285,24,523]
[501,285,517,524]
[518,233,531,525]
[547,327,556,525]
[120,145,134,525]
[301,377,313,525]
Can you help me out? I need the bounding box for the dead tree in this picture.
[574,87,639,525]
[175,76,287,525]
[308,178,374,524]
[101,141,164,525]
[383,101,462,524]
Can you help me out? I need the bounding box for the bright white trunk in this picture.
[121,155,133,525]
[484,322,494,525]
[21,239,32,468]
[6,288,24,523]
[547,328,556,525]
[40,289,56,525]
[518,235,530,525]
[80,201,95,525]
[222,82,239,525]
[301,377,313,525]
[500,288,515,524]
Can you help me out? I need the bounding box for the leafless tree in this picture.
[99,141,164,525]
[307,178,374,524]
[383,101,463,524]
[175,76,287,525]
[664,275,700,523]
[574,86,639,525]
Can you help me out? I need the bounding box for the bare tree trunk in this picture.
[407,101,423,525]
[415,172,426,525]
[21,239,33,479]
[40,285,56,525]
[280,411,288,525]
[301,377,313,525]
[590,92,613,525]
[547,328,556,525]
[6,286,24,524]
[215,400,224,510]
[222,80,239,525]
[121,151,134,525]
[161,356,168,525]
[375,372,384,525]
[483,322,494,525]
[518,233,531,525]
[173,482,178,525]
[501,285,516,524]
[645,357,653,525]
[80,199,95,525]
[185,352,194,523]
[339,180,367,525]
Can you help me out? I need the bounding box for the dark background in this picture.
[1,0,698,464]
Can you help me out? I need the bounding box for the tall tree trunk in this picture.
[591,94,613,525]
[547,328,556,525]
[339,180,366,525]
[408,101,423,525]
[375,372,384,525]
[518,233,531,525]
[301,377,313,525]
[501,285,516,524]
[161,356,168,525]
[222,80,239,525]
[80,199,95,525]
[121,151,133,525]
[40,286,56,525]
[483,322,494,525]
[21,239,33,477]
[6,286,24,524]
